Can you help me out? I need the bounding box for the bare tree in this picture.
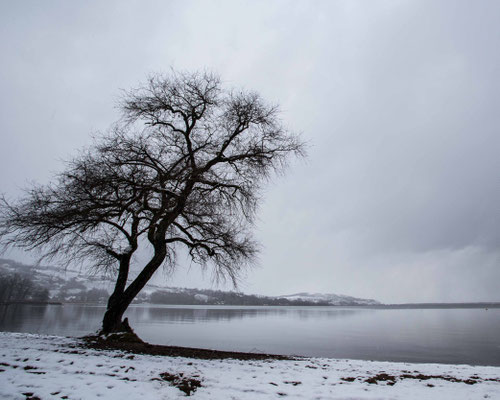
[0,70,304,334]
[0,272,48,303]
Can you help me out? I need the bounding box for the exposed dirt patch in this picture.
[22,393,41,400]
[399,373,480,385]
[159,372,202,396]
[365,373,397,385]
[341,372,500,386]
[82,334,292,361]
[283,381,302,386]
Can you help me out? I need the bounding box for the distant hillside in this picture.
[278,292,380,306]
[148,288,333,306]
[0,259,380,306]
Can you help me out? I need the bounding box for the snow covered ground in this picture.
[0,332,499,399]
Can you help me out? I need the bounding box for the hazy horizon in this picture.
[1,256,499,305]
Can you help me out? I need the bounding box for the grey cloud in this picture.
[1,0,498,302]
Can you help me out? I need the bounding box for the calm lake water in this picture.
[1,304,499,366]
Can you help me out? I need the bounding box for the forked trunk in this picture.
[100,246,167,335]
[101,254,134,334]
[101,300,133,333]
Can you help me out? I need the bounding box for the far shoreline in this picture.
[0,301,63,306]
[2,301,499,309]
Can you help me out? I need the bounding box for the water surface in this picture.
[1,304,499,366]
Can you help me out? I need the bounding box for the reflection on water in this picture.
[143,306,361,323]
[1,304,499,366]
[0,304,104,337]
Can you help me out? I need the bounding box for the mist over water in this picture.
[1,304,499,367]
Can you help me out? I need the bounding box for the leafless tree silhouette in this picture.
[0,70,305,333]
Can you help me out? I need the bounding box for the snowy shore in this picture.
[1,332,499,399]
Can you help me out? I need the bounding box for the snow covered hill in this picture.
[0,258,164,303]
[0,259,380,306]
[277,292,380,305]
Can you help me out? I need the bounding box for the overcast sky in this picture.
[1,0,499,303]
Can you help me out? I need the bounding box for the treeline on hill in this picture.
[149,289,330,306]
[0,260,331,305]
[0,272,49,304]
[0,271,109,304]
[50,278,110,303]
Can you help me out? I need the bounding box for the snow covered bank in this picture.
[0,332,499,399]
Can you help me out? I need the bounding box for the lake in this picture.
[1,304,499,366]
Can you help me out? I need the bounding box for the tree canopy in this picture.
[0,70,305,333]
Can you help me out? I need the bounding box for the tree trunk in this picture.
[101,299,133,333]
[101,254,133,334]
[100,248,166,334]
